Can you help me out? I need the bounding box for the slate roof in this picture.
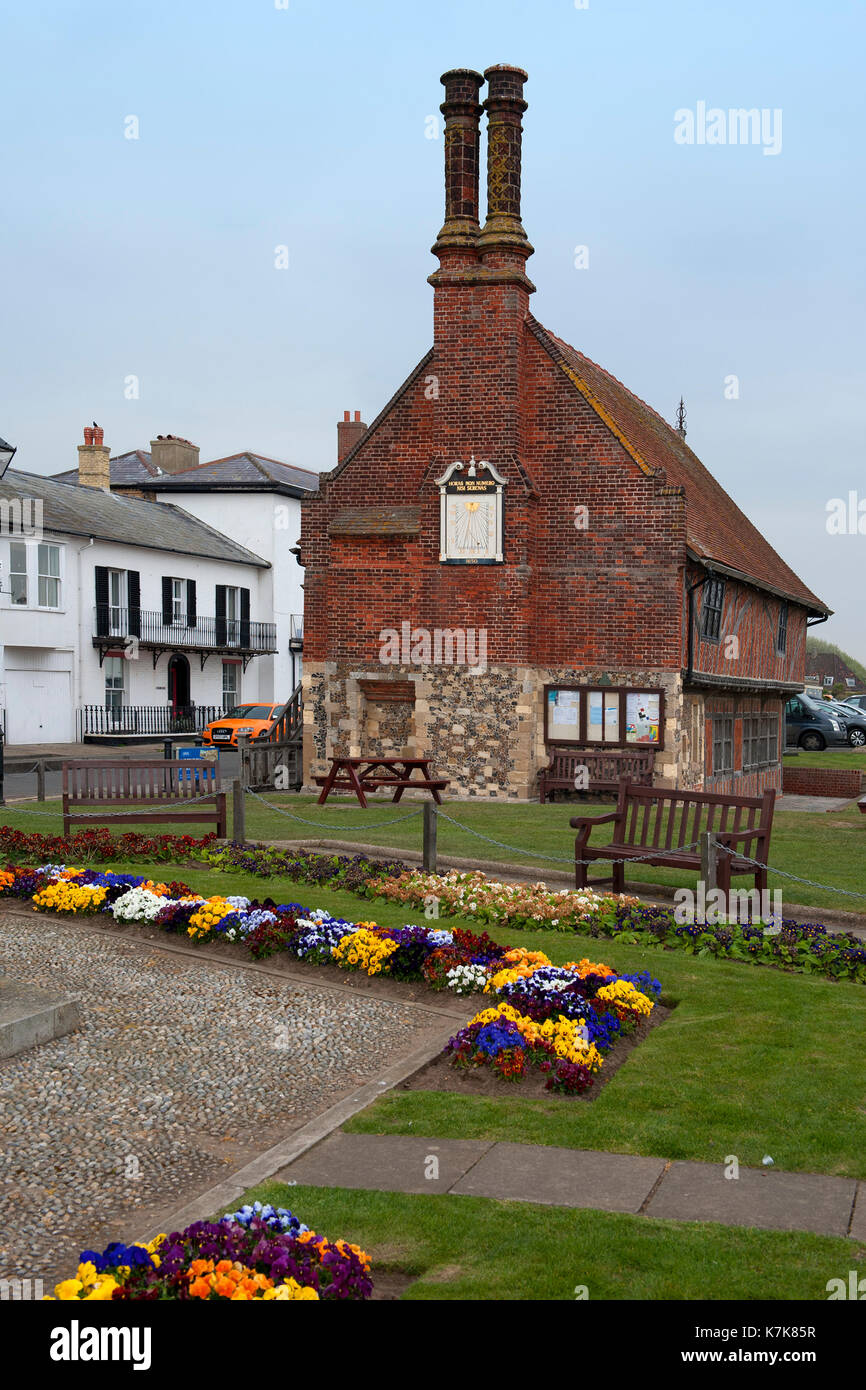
[53,450,157,487]
[0,470,269,567]
[53,450,319,496]
[530,318,828,614]
[139,452,320,495]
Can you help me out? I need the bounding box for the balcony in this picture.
[77,704,225,739]
[92,607,277,669]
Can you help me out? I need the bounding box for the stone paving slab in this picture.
[0,978,82,1059]
[278,1132,493,1196]
[450,1141,667,1213]
[644,1160,857,1237]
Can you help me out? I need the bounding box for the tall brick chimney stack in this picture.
[477,65,534,289]
[429,64,535,461]
[337,410,367,463]
[150,434,200,474]
[78,425,111,490]
[429,68,485,270]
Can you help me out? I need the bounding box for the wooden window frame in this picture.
[711,713,734,775]
[543,684,666,752]
[700,577,725,643]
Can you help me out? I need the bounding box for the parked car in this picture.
[823,700,866,747]
[843,694,866,714]
[784,693,849,751]
[200,702,288,748]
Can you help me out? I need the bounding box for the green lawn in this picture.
[231,1181,865,1301]
[16,860,866,1180]
[3,789,865,911]
[343,920,866,1180]
[784,749,866,771]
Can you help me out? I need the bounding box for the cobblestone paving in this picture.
[0,914,434,1285]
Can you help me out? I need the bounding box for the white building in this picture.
[0,443,275,744]
[54,431,323,703]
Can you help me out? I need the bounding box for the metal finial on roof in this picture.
[676,397,687,438]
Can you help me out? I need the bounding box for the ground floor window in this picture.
[743,712,779,770]
[222,661,240,707]
[711,714,734,774]
[104,657,125,715]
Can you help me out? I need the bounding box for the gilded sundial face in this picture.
[451,496,495,553]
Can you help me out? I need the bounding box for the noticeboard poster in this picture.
[547,688,581,741]
[625,691,660,744]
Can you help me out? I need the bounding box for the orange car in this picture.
[201,702,287,748]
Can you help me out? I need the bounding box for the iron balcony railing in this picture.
[92,607,277,653]
[77,704,226,738]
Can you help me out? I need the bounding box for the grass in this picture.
[784,749,866,771]
[231,1181,865,1301]
[12,856,866,1180]
[3,789,866,911]
[342,920,866,1180]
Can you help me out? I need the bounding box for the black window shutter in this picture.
[161,576,173,626]
[127,570,141,638]
[187,579,197,628]
[215,585,227,646]
[95,566,109,636]
[240,587,250,647]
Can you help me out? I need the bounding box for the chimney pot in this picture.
[343,410,351,422]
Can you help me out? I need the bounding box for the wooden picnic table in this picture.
[314,756,449,808]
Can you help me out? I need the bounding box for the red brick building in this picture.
[300,65,829,797]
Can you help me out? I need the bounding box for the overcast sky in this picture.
[1,0,863,653]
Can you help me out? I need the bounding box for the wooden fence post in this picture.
[700,830,718,892]
[236,734,250,789]
[232,778,246,845]
[36,761,46,801]
[423,801,438,873]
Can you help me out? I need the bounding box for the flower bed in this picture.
[1,863,659,1095]
[0,825,218,864]
[45,1204,371,1301]
[365,869,866,984]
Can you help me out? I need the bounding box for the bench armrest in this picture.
[569,812,620,830]
[715,827,764,845]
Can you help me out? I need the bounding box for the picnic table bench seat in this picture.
[570,777,776,898]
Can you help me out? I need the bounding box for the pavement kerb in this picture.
[261,836,866,935]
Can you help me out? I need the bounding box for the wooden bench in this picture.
[538,747,655,803]
[62,760,227,838]
[570,777,776,897]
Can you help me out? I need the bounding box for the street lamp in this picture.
[0,437,17,478]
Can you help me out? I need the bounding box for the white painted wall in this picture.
[0,523,272,744]
[152,490,305,700]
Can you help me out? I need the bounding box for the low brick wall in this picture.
[782,766,862,799]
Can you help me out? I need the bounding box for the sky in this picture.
[1,0,863,654]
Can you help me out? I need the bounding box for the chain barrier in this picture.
[244,788,425,832]
[435,810,703,870]
[715,840,866,903]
